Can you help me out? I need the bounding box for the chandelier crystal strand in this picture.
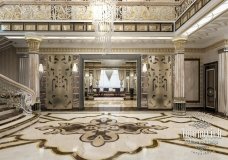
[90,0,117,54]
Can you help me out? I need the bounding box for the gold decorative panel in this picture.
[143,55,173,109]
[161,24,173,32]
[46,55,73,109]
[124,24,135,31]
[0,4,175,21]
[114,24,124,32]
[62,24,73,31]
[49,24,61,31]
[74,24,85,31]
[136,24,148,32]
[37,24,48,31]
[149,24,160,32]
[24,23,36,30]
[12,23,23,31]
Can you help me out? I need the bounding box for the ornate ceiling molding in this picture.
[203,39,228,52]
[0,0,180,7]
[16,47,175,55]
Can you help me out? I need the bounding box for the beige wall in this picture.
[0,46,19,82]
[185,52,203,108]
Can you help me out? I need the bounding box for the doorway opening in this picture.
[79,54,141,110]
[204,62,218,112]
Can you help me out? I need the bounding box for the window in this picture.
[99,70,121,88]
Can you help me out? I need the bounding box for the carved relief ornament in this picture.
[25,36,42,54]
[172,37,188,54]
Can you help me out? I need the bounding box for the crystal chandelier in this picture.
[90,0,117,54]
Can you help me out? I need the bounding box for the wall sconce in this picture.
[130,71,134,77]
[38,64,44,73]
[72,63,78,73]
[142,63,147,73]
[85,71,90,77]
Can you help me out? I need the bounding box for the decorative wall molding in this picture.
[15,39,228,55]
[0,2,176,21]
[0,0,180,7]
[0,22,174,32]
[16,47,176,54]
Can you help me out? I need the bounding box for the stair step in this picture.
[0,114,39,138]
[0,107,16,116]
[0,111,24,126]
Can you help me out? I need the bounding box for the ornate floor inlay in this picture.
[0,112,228,160]
[36,117,168,147]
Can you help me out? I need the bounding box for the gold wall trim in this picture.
[0,1,180,7]
[15,39,228,55]
[16,47,175,54]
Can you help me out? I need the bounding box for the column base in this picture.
[172,101,186,116]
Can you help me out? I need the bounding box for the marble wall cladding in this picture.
[142,55,173,109]
[40,54,79,110]
[184,59,200,103]
[185,53,203,108]
[0,46,19,82]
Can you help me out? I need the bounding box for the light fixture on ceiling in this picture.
[90,0,117,54]
[72,63,78,73]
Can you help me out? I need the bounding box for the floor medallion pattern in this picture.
[36,117,168,147]
[0,112,228,160]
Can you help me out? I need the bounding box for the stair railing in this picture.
[0,74,36,114]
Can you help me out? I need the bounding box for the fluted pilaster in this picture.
[218,48,228,115]
[172,37,187,115]
[25,35,42,100]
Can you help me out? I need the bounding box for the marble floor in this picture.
[84,97,137,108]
[0,111,228,160]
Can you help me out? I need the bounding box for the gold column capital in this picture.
[25,35,42,54]
[172,36,188,54]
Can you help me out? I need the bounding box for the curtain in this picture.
[118,69,125,87]
[94,69,101,81]
[118,70,125,81]
[105,70,113,81]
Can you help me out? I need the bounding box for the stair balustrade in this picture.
[0,74,36,114]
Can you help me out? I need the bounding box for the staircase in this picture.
[0,74,39,138]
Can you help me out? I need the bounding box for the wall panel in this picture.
[0,46,19,82]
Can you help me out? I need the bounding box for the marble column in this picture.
[18,54,29,87]
[172,37,187,115]
[25,35,42,101]
[218,48,228,115]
